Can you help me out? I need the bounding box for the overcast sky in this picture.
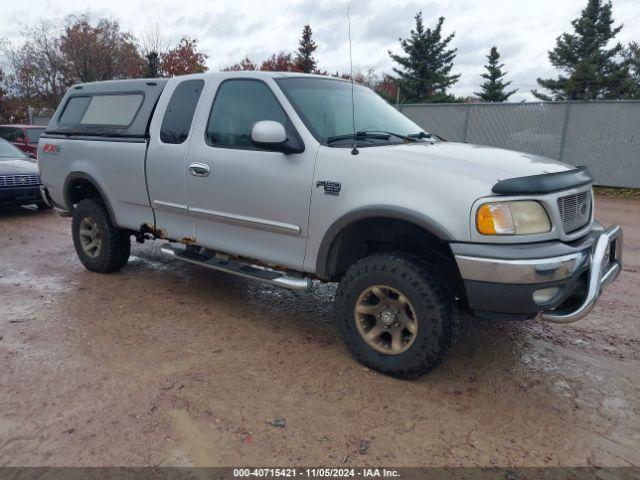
[2,0,638,101]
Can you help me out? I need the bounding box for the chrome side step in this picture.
[160,244,312,291]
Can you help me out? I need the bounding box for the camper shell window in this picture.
[60,93,144,128]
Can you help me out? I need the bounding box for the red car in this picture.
[0,125,46,158]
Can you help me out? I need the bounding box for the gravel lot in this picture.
[1,194,639,467]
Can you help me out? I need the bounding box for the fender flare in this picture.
[63,172,117,225]
[315,205,453,278]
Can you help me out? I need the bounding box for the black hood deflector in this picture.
[492,166,594,195]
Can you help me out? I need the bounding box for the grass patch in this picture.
[594,186,640,199]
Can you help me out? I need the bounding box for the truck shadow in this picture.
[0,205,51,218]
[122,243,535,378]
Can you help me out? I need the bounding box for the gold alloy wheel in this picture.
[354,285,418,355]
[79,217,102,259]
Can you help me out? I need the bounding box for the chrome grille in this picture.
[0,174,42,187]
[557,190,592,233]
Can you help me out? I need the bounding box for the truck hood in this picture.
[0,158,38,175]
[383,141,572,186]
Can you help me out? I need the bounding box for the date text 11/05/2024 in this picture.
[233,468,400,478]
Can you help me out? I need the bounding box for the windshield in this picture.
[276,77,431,146]
[26,128,45,144]
[0,139,27,159]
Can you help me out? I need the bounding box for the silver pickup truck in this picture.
[38,72,623,378]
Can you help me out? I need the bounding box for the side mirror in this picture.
[250,120,303,154]
[251,121,286,148]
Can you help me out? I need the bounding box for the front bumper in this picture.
[0,185,42,206]
[451,225,623,323]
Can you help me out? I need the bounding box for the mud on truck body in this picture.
[38,72,623,378]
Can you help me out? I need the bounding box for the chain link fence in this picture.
[399,101,640,188]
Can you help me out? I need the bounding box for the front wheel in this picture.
[335,252,459,379]
[72,198,130,273]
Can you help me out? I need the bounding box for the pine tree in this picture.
[389,13,460,103]
[532,0,633,100]
[145,51,160,78]
[624,42,640,98]
[295,25,317,73]
[474,46,517,102]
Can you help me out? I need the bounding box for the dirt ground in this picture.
[1,194,639,468]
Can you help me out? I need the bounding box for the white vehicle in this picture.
[38,72,623,378]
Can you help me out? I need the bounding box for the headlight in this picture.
[476,201,551,235]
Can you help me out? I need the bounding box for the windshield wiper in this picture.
[326,132,391,144]
[358,130,418,142]
[326,130,418,145]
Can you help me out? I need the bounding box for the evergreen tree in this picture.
[474,46,517,102]
[532,0,632,100]
[295,25,317,73]
[624,42,640,98]
[389,13,460,103]
[145,51,160,78]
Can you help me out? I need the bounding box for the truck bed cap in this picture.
[45,78,169,139]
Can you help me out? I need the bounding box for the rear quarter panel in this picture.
[38,138,153,230]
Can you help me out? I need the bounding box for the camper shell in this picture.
[46,79,170,140]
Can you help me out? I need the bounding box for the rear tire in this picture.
[72,198,130,273]
[335,252,459,379]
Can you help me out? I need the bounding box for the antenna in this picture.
[347,6,358,155]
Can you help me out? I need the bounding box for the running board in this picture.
[160,244,312,291]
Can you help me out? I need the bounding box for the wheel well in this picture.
[68,178,102,207]
[324,217,464,293]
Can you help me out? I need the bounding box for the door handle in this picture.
[189,163,210,177]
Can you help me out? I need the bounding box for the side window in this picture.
[206,80,289,149]
[0,127,21,142]
[160,79,204,144]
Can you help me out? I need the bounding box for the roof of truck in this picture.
[44,72,352,140]
[66,71,350,89]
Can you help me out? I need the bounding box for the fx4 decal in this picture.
[42,144,61,154]
[316,180,341,196]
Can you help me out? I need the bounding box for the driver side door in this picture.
[185,77,317,270]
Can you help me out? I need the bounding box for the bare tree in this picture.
[140,23,170,56]
[1,21,68,109]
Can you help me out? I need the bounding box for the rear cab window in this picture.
[160,80,204,144]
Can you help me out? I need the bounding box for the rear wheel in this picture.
[335,252,459,379]
[72,198,130,273]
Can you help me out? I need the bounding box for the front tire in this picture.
[335,252,459,379]
[72,198,130,273]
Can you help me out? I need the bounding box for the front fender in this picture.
[313,205,453,278]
